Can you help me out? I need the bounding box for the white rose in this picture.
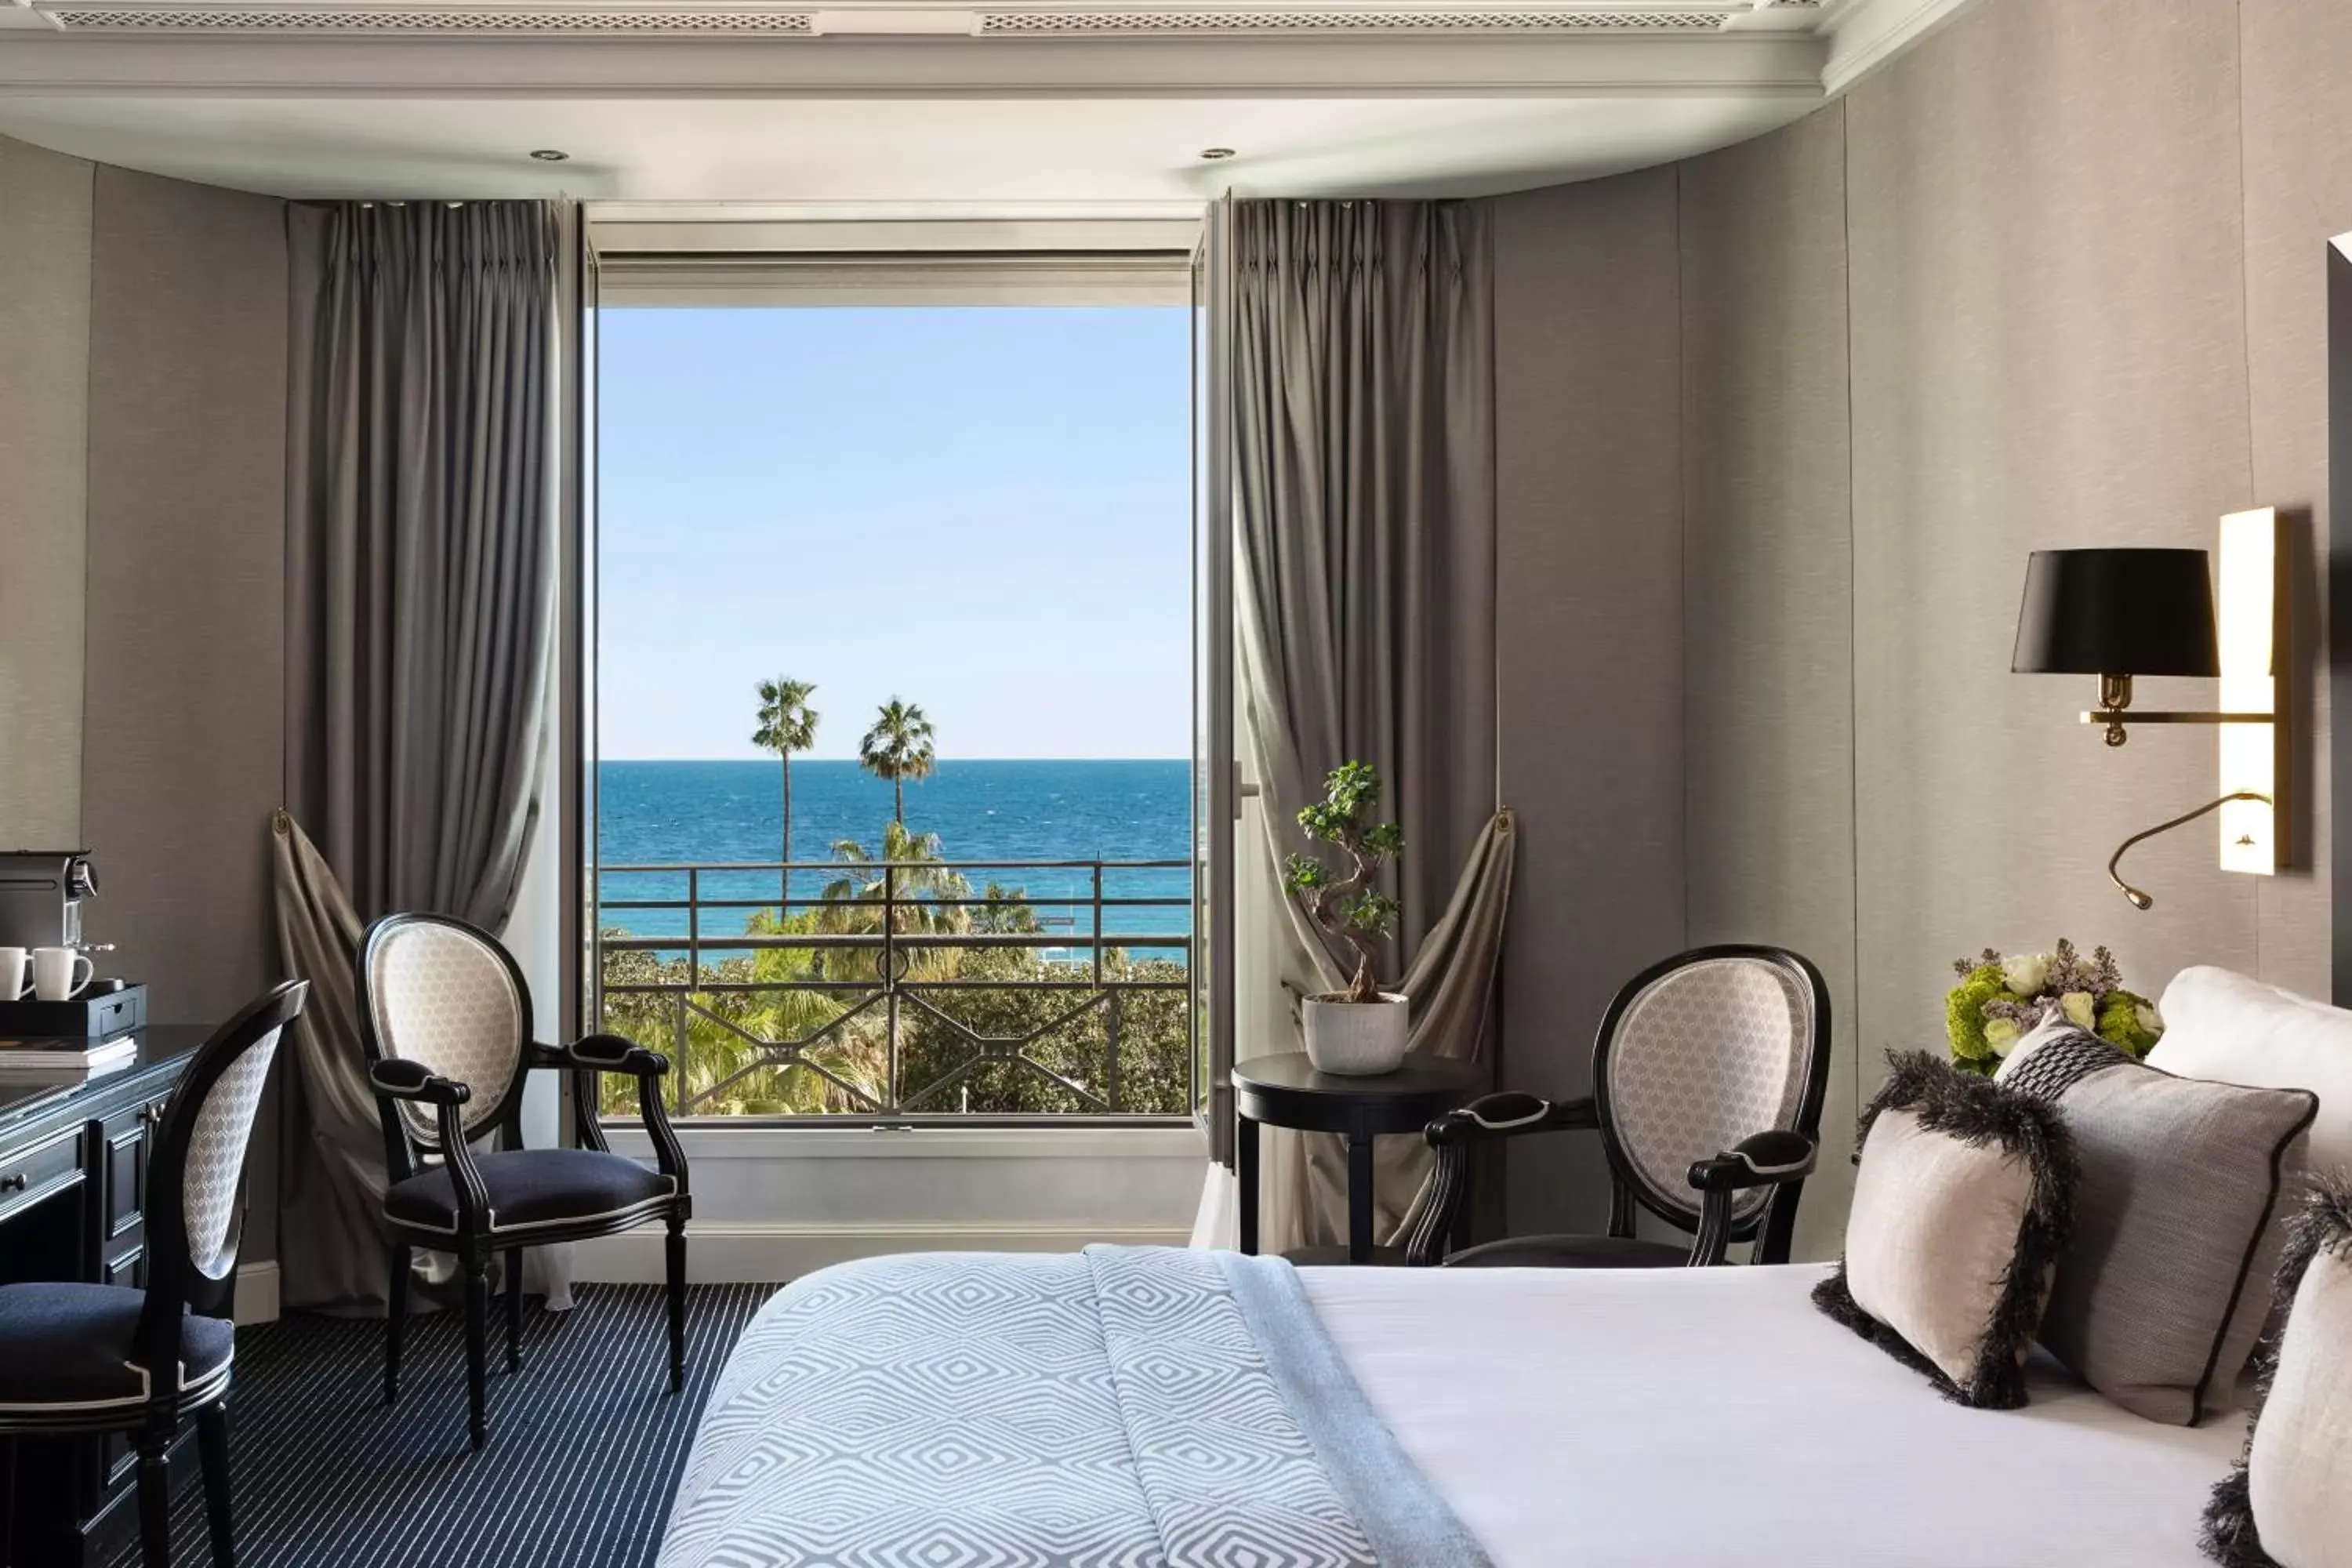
[2002,952,2053,996]
[2060,991,2096,1030]
[2136,1003,2164,1038]
[1984,1018,2024,1058]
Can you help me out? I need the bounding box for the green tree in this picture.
[900,946,1191,1116]
[596,818,1198,1123]
[858,698,937,823]
[971,880,1042,935]
[751,676,820,897]
[1283,760,1405,1003]
[818,821,971,954]
[795,823,973,1103]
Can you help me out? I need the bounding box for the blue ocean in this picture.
[597,759,1194,953]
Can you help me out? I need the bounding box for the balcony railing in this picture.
[597,858,1192,1122]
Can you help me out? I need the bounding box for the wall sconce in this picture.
[2011,510,2291,907]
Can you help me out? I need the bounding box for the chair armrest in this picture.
[1686,1130,1817,1267]
[369,1058,471,1107]
[1424,1092,1598,1148]
[1406,1093,1599,1267]
[1687,1129,1817,1193]
[532,1037,686,1187]
[366,1062,489,1232]
[531,1034,669,1079]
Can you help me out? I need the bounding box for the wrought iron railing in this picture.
[596,858,1192,1121]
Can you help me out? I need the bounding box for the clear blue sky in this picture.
[597,305,1192,760]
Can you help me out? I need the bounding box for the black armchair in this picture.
[358,913,692,1451]
[1407,946,1830,1269]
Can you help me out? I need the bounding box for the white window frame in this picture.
[579,215,1206,1134]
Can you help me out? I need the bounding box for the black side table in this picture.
[1231,1051,1486,1265]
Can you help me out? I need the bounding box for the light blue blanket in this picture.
[659,1245,1490,1568]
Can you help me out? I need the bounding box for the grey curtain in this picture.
[276,201,560,1313]
[1231,199,1512,1254]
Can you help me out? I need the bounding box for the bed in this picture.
[658,1247,2245,1568]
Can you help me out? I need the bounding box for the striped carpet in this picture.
[110,1283,777,1568]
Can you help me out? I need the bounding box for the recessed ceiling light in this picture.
[1200,147,1236,161]
[529,148,570,162]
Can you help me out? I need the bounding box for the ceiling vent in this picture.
[36,2,1777,37]
[972,9,1733,34]
[42,4,818,31]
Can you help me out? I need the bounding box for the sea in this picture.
[597,758,1193,956]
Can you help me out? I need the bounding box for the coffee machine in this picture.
[0,850,140,1036]
[0,849,98,952]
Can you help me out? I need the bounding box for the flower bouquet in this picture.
[1946,938,2163,1076]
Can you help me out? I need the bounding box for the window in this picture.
[586,249,1200,1123]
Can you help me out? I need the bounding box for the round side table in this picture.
[1230,1051,1486,1265]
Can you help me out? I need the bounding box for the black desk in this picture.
[1,1027,204,1567]
[1231,1051,1485,1265]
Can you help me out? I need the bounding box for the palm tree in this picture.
[858,698,936,823]
[815,822,973,999]
[819,822,971,943]
[752,677,819,898]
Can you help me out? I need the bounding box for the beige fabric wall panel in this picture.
[1678,103,1857,1261]
[1494,168,1686,1238]
[2240,0,2348,999]
[0,135,94,846]
[81,165,287,1028]
[1845,0,2261,1085]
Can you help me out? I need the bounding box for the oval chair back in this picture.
[1591,946,1831,1265]
[132,978,309,1405]
[357,913,533,1185]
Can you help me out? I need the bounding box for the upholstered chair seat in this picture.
[384,1148,677,1236]
[1409,946,1832,1270]
[0,981,307,1568]
[0,1283,237,1410]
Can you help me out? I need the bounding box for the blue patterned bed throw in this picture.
[657,1245,1490,1568]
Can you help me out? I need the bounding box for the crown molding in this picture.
[20,0,1819,39]
[0,29,1828,96]
[1817,0,1970,95]
[0,0,1970,113]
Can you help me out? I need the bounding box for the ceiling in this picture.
[0,0,1969,205]
[0,94,1824,201]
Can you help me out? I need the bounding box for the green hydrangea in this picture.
[2096,989,2161,1057]
[1947,964,2005,1067]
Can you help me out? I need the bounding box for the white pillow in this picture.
[1813,1054,2077,1410]
[2200,1183,2352,1567]
[2149,967,2352,1178]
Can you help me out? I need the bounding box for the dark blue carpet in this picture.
[111,1283,775,1568]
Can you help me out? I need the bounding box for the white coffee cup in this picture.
[31,946,93,1003]
[0,947,28,1000]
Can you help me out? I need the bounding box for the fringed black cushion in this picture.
[1812,1051,2077,1410]
[2201,1179,2352,1566]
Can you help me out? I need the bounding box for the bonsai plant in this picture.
[1283,761,1409,1074]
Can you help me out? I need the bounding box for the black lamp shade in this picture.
[2011,548,2220,677]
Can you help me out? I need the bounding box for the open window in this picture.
[569,216,1234,1130]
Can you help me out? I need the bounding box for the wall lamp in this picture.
[2012,510,2291,907]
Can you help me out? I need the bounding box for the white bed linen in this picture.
[1301,1262,2245,1568]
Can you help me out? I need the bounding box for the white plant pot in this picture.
[1301,993,1411,1076]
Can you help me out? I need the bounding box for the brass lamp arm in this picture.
[2081,672,2275,746]
[2109,792,2273,910]
[2081,711,2276,724]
